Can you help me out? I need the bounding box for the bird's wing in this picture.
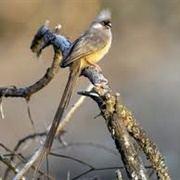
[61,30,106,67]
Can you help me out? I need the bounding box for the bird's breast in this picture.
[85,39,111,64]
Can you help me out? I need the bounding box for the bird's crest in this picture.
[96,9,111,22]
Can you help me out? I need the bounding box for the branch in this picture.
[0,154,23,179]
[79,67,148,179]
[12,146,44,180]
[0,21,71,100]
[1,142,52,180]
[120,106,171,180]
[116,169,123,180]
[12,85,93,180]
[55,84,93,136]
[79,67,171,180]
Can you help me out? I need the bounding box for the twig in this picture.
[11,83,93,180]
[13,146,44,180]
[3,152,53,180]
[12,82,92,180]
[14,133,46,153]
[51,152,125,180]
[57,142,118,156]
[71,166,125,180]
[116,169,123,180]
[0,154,24,179]
[0,143,27,165]
[0,97,5,119]
[2,133,50,179]
[55,84,93,136]
[25,99,37,135]
[50,153,94,169]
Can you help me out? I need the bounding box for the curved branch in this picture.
[0,22,71,100]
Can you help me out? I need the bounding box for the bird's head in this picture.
[91,9,112,30]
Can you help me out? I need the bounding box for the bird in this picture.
[35,9,112,171]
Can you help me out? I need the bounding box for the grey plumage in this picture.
[95,9,111,23]
[35,10,113,172]
[60,9,112,68]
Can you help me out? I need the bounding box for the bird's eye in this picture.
[102,20,112,28]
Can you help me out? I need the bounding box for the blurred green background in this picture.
[0,0,180,179]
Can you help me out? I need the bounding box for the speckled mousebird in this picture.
[36,9,112,170]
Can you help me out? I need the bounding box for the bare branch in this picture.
[25,99,37,135]
[50,153,94,169]
[71,165,125,180]
[116,169,123,180]
[55,84,93,136]
[0,154,24,179]
[0,97,5,119]
[12,83,93,179]
[13,146,44,180]
[2,145,52,180]
[57,142,118,156]
[0,21,71,100]
[80,66,171,180]
[80,67,148,179]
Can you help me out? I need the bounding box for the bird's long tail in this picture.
[35,61,81,173]
[46,61,81,151]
